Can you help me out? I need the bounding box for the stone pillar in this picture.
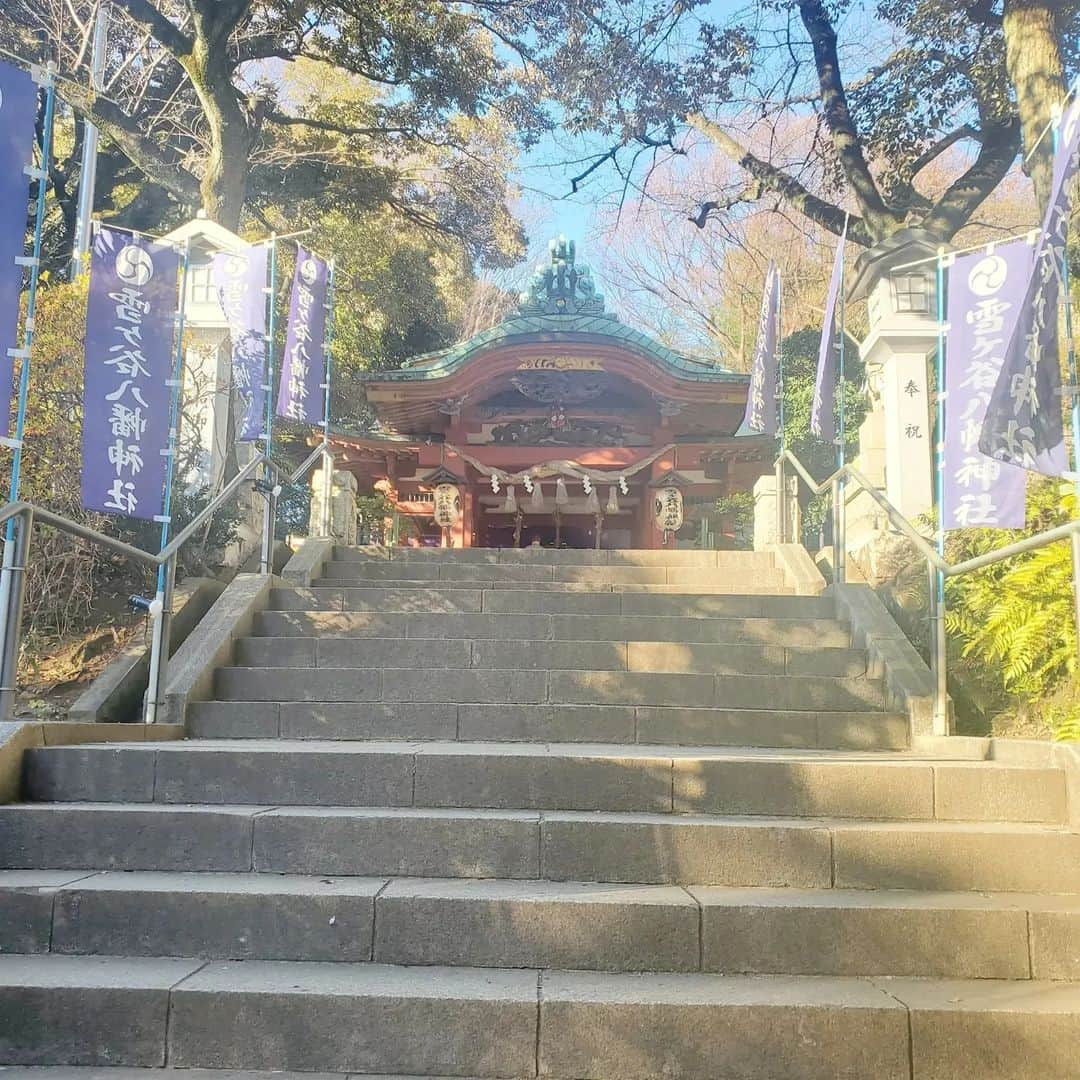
[845,230,941,564]
[753,474,800,550]
[311,467,357,542]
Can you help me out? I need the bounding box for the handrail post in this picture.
[143,552,177,725]
[775,456,787,544]
[259,458,278,575]
[831,475,845,585]
[0,508,32,722]
[319,444,333,537]
[927,557,948,734]
[1071,528,1080,672]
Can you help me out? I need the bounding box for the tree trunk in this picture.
[1002,0,1068,216]
[184,36,251,230]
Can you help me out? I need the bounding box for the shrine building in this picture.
[328,238,773,549]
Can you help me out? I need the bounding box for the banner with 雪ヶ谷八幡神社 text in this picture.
[979,92,1080,476]
[212,246,269,441]
[943,242,1031,530]
[276,245,328,426]
[0,61,41,438]
[81,226,181,520]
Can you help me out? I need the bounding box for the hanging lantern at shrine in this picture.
[503,485,517,513]
[433,483,462,527]
[653,486,684,534]
[606,485,619,513]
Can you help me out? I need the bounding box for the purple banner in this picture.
[944,242,1032,530]
[0,62,40,438]
[81,226,180,520]
[743,261,781,436]
[811,233,845,443]
[276,245,328,425]
[979,94,1080,475]
[212,246,268,441]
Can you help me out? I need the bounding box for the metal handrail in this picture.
[775,447,1080,732]
[0,441,338,725]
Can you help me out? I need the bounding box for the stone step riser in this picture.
[4,806,1079,892]
[255,610,853,647]
[316,563,787,586]
[186,701,910,750]
[2,957,1078,1078]
[272,588,829,617]
[333,546,778,567]
[233,637,870,678]
[213,667,886,710]
[8,876,1076,979]
[24,747,1065,823]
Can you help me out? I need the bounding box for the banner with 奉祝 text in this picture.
[943,242,1031,530]
[212,246,269,441]
[81,226,181,520]
[0,61,41,438]
[277,244,329,425]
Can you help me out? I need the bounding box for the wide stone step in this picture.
[4,803,1079,891]
[334,545,778,567]
[2,955,1079,1077]
[317,561,789,587]
[8,872,1078,979]
[255,610,853,647]
[212,666,885,709]
[233,636,869,677]
[187,701,909,750]
[272,587,829,616]
[310,578,797,595]
[23,743,1066,822]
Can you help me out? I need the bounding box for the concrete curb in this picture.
[161,573,276,727]
[281,537,335,587]
[828,582,947,739]
[0,720,183,803]
[768,543,826,596]
[913,734,1080,828]
[68,577,227,724]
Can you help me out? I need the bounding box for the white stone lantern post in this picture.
[846,230,941,563]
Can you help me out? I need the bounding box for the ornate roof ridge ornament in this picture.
[517,235,613,318]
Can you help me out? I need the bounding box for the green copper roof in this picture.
[361,313,742,384]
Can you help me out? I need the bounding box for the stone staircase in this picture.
[1,544,1079,1079]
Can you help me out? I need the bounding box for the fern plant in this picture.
[944,481,1079,738]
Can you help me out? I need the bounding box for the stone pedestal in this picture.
[753,474,800,550]
[311,467,358,543]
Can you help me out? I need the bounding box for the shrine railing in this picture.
[0,441,334,725]
[775,449,1080,734]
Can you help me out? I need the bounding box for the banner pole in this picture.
[319,257,336,537]
[0,66,57,708]
[1051,118,1080,667]
[70,1,108,278]
[932,248,948,733]
[143,238,190,725]
[259,234,278,574]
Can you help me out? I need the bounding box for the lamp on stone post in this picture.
[846,229,942,568]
